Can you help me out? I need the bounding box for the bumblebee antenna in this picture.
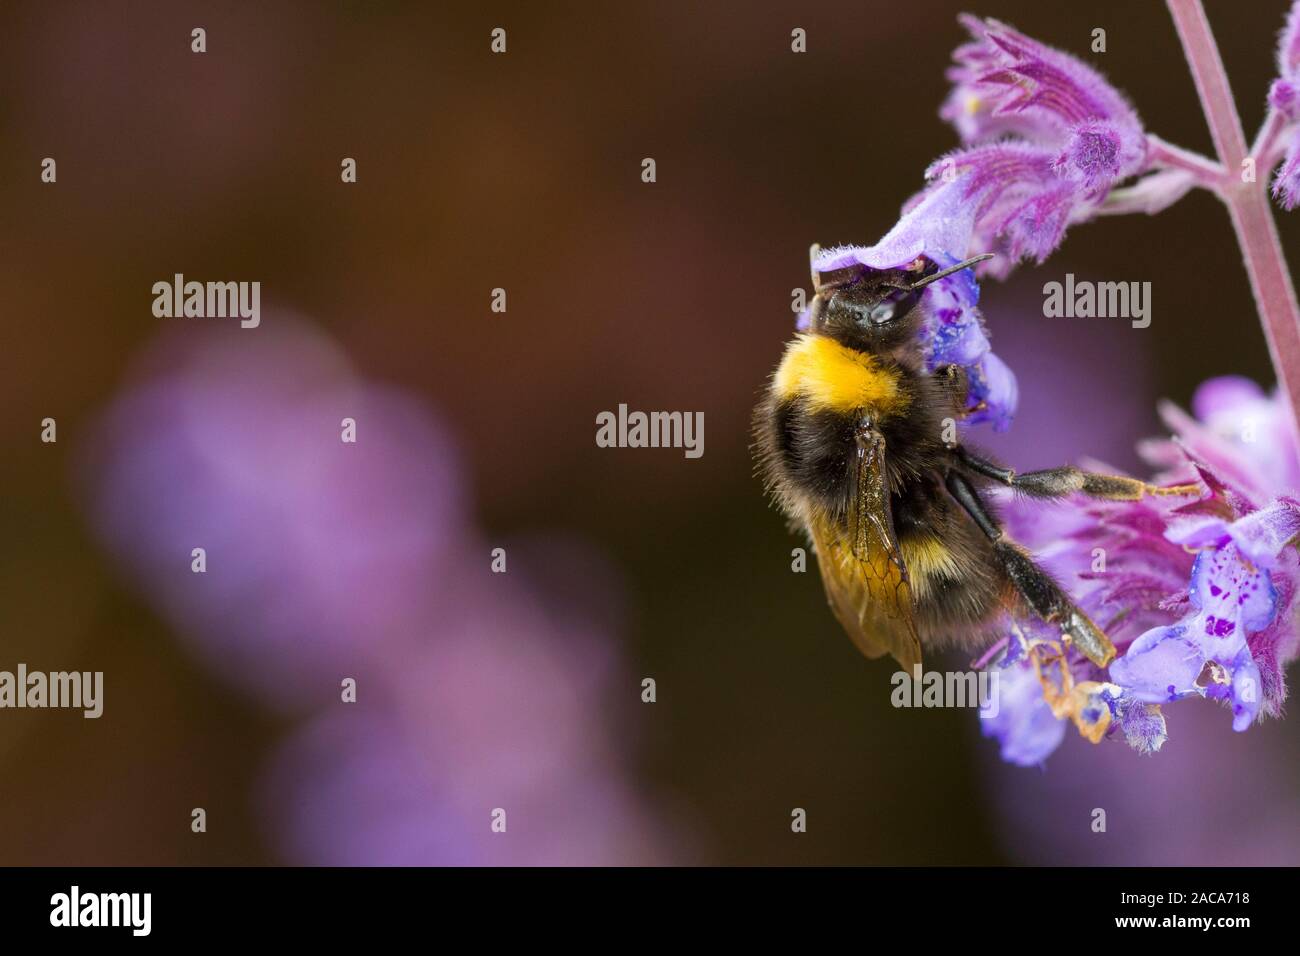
[907,253,994,291]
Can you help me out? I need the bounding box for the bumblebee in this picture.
[754,248,1196,671]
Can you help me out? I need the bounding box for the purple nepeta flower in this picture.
[981,652,1065,766]
[798,14,1298,766]
[921,265,1018,431]
[1272,133,1300,210]
[985,377,1300,764]
[983,626,1165,768]
[1269,3,1300,208]
[932,16,1148,276]
[1109,540,1277,732]
[1281,1,1300,74]
[942,17,1143,153]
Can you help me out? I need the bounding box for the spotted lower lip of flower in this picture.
[1107,537,1279,733]
[981,377,1300,763]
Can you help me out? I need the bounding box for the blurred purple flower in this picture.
[80,322,466,708]
[984,377,1300,764]
[265,603,678,866]
[80,318,684,864]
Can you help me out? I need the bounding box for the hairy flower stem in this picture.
[1168,0,1300,436]
[1147,134,1226,186]
[1251,107,1291,171]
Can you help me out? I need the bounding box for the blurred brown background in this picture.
[2,0,1298,865]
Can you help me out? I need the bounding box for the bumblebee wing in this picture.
[810,520,922,671]
[809,429,922,671]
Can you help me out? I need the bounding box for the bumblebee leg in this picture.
[957,448,1199,501]
[944,470,1116,667]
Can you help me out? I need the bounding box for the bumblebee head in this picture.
[806,249,992,353]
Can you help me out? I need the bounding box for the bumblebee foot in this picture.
[1055,607,1117,668]
[1146,481,1202,497]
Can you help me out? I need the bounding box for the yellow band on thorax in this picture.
[773,334,907,415]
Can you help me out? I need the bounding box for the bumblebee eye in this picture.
[826,286,912,331]
[868,302,896,325]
